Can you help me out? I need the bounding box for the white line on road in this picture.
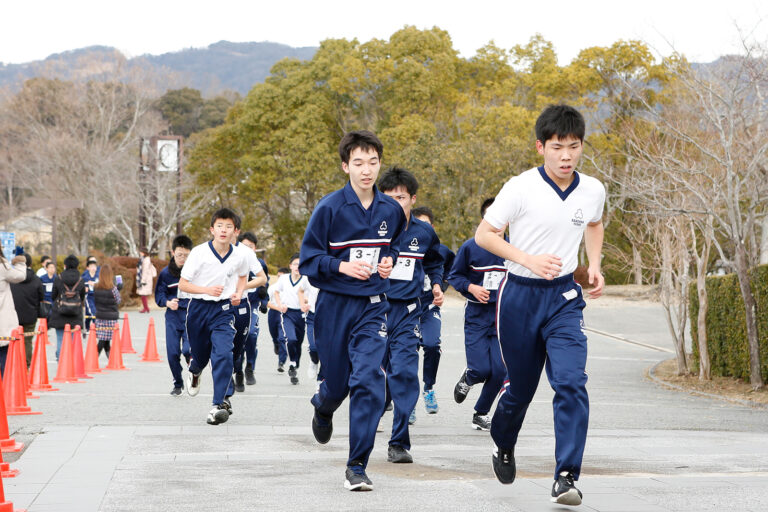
[585,327,674,353]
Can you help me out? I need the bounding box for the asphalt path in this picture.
[4,294,767,511]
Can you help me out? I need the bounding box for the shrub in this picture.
[689,264,768,382]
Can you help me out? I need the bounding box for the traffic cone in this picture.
[84,327,101,374]
[140,318,162,362]
[16,331,38,400]
[0,463,23,510]
[28,326,58,392]
[4,330,41,415]
[0,448,18,478]
[0,369,24,452]
[104,325,127,370]
[52,325,78,383]
[121,314,136,354]
[71,326,91,380]
[40,317,51,345]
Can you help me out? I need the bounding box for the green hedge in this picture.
[689,264,768,382]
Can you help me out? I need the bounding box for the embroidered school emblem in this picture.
[378,221,388,236]
[414,324,421,338]
[408,237,419,251]
[571,209,585,227]
[378,322,388,338]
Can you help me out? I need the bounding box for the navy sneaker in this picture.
[387,445,413,463]
[170,387,182,396]
[312,411,333,444]
[453,369,472,403]
[492,445,516,484]
[234,372,245,392]
[551,471,582,505]
[344,462,373,491]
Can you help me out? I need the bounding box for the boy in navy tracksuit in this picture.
[233,231,269,387]
[155,234,194,396]
[412,206,455,416]
[475,105,605,506]
[179,208,250,426]
[448,198,507,431]
[378,168,444,464]
[300,130,405,492]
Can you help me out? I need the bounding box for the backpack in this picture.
[57,278,83,316]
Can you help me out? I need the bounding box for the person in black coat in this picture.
[49,254,86,361]
[10,253,44,367]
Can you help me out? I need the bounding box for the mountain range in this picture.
[0,41,318,96]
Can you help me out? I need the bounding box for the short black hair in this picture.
[481,198,495,218]
[172,234,193,251]
[379,166,419,196]
[535,104,586,145]
[290,253,300,262]
[40,255,50,263]
[64,254,79,270]
[278,266,290,274]
[339,130,383,164]
[23,253,32,266]
[210,208,241,230]
[412,206,434,224]
[238,232,258,246]
[45,261,56,268]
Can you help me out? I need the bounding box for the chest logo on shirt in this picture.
[414,324,421,338]
[408,237,419,251]
[571,209,585,227]
[378,221,388,237]
[378,322,388,338]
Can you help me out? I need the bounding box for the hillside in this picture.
[0,41,317,96]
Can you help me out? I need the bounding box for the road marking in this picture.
[585,327,674,353]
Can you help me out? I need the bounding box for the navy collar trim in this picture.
[208,241,233,263]
[538,166,580,201]
[289,275,302,287]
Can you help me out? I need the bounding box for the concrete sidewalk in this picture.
[4,297,768,511]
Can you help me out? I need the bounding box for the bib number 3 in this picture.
[350,247,380,274]
[390,257,415,281]
[483,271,505,291]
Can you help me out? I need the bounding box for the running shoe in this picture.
[344,462,373,491]
[492,445,515,484]
[186,371,201,397]
[387,445,413,463]
[234,371,245,392]
[472,412,491,431]
[423,389,438,414]
[408,408,416,425]
[453,368,472,403]
[170,387,182,396]
[206,404,230,425]
[551,471,582,505]
[288,365,299,385]
[312,410,333,444]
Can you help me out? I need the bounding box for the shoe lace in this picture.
[425,390,436,404]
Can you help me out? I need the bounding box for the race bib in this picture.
[349,247,380,273]
[45,283,53,292]
[483,271,505,291]
[390,257,416,281]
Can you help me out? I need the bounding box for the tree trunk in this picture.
[760,215,768,265]
[661,233,688,374]
[733,240,763,389]
[632,243,643,285]
[696,258,711,380]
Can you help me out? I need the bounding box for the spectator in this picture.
[93,263,122,359]
[49,255,86,361]
[81,256,100,331]
[40,261,57,312]
[136,247,156,313]
[10,253,44,367]
[36,255,51,278]
[0,247,27,375]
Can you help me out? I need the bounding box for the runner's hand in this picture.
[432,284,444,307]
[587,266,604,299]
[167,298,179,311]
[339,261,373,280]
[378,256,393,279]
[208,285,224,297]
[468,284,490,303]
[230,294,241,306]
[524,253,562,280]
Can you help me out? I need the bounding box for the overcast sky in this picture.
[1,1,766,65]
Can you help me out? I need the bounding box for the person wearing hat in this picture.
[136,247,156,313]
[81,256,100,332]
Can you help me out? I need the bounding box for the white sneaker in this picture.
[307,361,319,380]
[186,371,201,397]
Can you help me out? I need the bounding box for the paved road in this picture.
[4,294,768,511]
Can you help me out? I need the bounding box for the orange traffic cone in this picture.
[84,327,101,374]
[52,325,78,383]
[15,331,38,400]
[28,326,58,392]
[121,314,136,354]
[141,318,162,362]
[71,327,91,380]
[0,369,24,452]
[0,460,22,510]
[0,447,18,478]
[39,317,51,346]
[104,325,127,370]
[4,330,41,415]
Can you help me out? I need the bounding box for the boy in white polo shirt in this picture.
[179,208,249,425]
[475,104,605,506]
[272,253,311,385]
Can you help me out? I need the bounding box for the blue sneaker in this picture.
[423,389,438,414]
[408,408,416,425]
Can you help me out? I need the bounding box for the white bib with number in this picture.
[349,247,380,273]
[483,271,505,291]
[390,257,416,281]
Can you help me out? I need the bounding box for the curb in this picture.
[648,358,768,409]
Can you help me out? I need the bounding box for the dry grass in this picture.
[652,357,768,406]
